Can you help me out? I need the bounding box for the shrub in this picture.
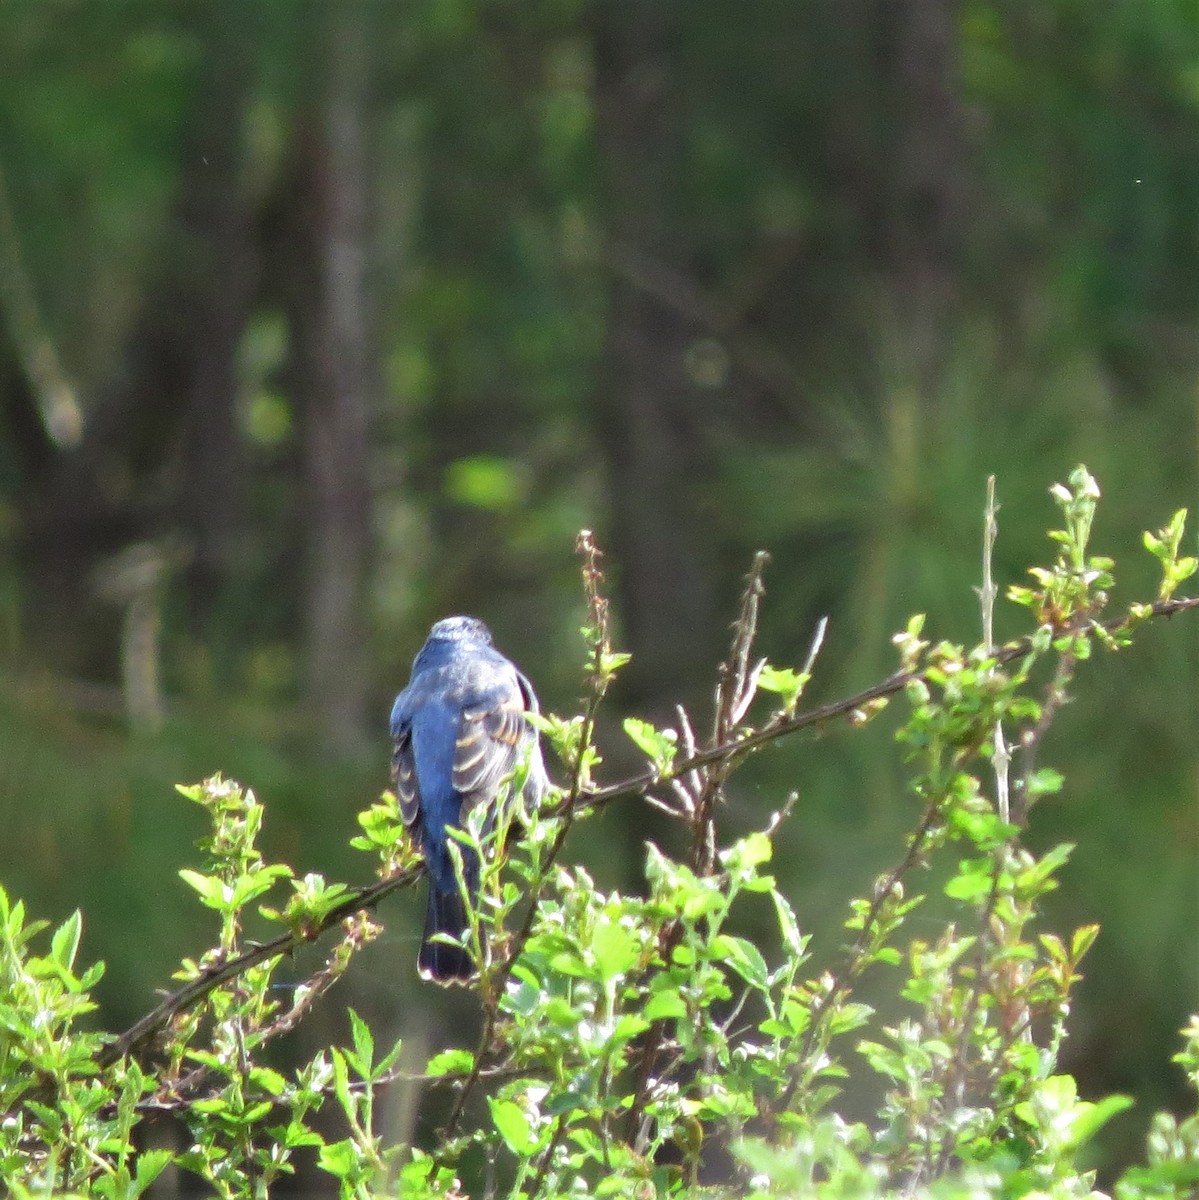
[0,468,1196,1199]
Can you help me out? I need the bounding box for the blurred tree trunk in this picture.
[836,0,969,694]
[883,0,966,384]
[32,0,258,673]
[283,2,375,755]
[174,4,258,622]
[591,0,718,709]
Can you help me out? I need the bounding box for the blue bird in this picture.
[390,616,549,982]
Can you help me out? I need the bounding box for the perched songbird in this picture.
[390,616,549,982]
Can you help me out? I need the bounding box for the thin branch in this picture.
[577,592,1199,817]
[930,847,1009,1180]
[777,788,948,1114]
[801,616,829,679]
[97,866,420,1070]
[528,1113,568,1199]
[1012,648,1077,827]
[627,554,771,1142]
[979,476,1011,823]
[697,550,771,872]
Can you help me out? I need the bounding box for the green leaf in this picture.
[231,864,292,908]
[444,454,525,510]
[50,910,82,971]
[489,1097,537,1155]
[757,664,809,711]
[1070,1093,1134,1145]
[330,1047,352,1112]
[348,1008,374,1073]
[612,1013,651,1043]
[1071,924,1100,961]
[644,988,687,1021]
[250,1066,288,1096]
[425,1047,475,1077]
[549,949,590,977]
[591,914,640,980]
[545,1089,589,1116]
[318,1138,358,1180]
[133,1149,174,1195]
[178,868,225,908]
[944,863,994,902]
[622,716,677,773]
[713,934,769,989]
[1017,842,1075,893]
[770,889,804,958]
[726,831,773,871]
[1026,767,1065,798]
[599,649,632,675]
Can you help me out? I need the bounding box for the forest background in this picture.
[0,0,1195,1182]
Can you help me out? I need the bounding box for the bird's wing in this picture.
[451,669,537,809]
[389,690,423,828]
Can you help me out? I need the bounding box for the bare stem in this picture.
[980,476,1012,823]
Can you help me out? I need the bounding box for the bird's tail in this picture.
[419,886,474,983]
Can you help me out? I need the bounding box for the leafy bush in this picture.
[0,469,1197,1199]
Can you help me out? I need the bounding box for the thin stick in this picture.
[979,476,1011,822]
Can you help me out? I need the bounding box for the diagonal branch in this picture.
[97,866,420,1070]
[576,593,1199,816]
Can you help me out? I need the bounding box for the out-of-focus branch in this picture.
[602,237,809,409]
[0,161,83,448]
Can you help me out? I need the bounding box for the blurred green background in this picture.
[0,0,1195,1181]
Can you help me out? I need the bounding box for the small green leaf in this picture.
[644,988,687,1021]
[726,831,773,871]
[612,1013,651,1043]
[444,454,525,511]
[771,889,804,957]
[318,1138,358,1179]
[600,649,631,675]
[250,1066,288,1096]
[1027,767,1065,798]
[622,716,678,773]
[713,934,769,989]
[1018,842,1075,893]
[134,1149,174,1194]
[549,949,590,977]
[50,911,82,971]
[490,1097,537,1155]
[757,664,809,712]
[178,868,225,908]
[231,865,292,908]
[591,916,639,980]
[348,1008,374,1072]
[944,865,994,902]
[1071,924,1100,961]
[330,1047,352,1111]
[425,1047,475,1077]
[1070,1093,1135,1146]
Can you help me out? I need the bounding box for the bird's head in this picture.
[426,615,494,646]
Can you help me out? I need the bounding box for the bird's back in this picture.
[390,616,548,981]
